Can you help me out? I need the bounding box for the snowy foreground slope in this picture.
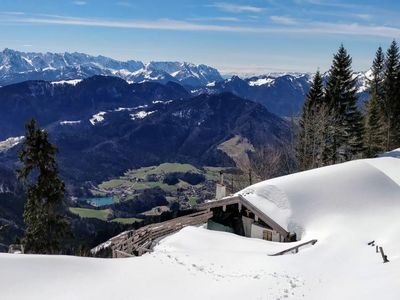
[1,154,400,300]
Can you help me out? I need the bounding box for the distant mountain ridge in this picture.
[0,75,189,140]
[0,48,223,87]
[0,48,371,117]
[0,76,290,184]
[194,71,371,116]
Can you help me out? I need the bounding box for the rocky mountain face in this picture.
[0,49,223,87]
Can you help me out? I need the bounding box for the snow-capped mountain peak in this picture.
[0,49,222,87]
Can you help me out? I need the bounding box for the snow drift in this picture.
[1,153,400,299]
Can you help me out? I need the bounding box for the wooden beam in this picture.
[269,239,317,256]
[195,196,240,210]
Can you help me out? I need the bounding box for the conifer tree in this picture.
[370,46,385,103]
[382,40,399,150]
[364,95,384,157]
[324,45,364,164]
[17,119,70,254]
[364,47,386,157]
[297,71,325,170]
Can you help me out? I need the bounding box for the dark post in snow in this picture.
[379,247,389,263]
[376,245,379,253]
[249,169,252,186]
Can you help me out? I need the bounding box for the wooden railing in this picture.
[269,239,317,256]
[108,210,213,257]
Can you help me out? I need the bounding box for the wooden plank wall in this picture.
[111,210,213,257]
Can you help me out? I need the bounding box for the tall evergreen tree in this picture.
[370,46,385,103]
[364,95,384,157]
[297,71,325,170]
[382,40,399,150]
[364,47,386,157]
[324,45,364,164]
[17,119,70,254]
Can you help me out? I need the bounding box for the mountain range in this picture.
[0,49,371,117]
[0,76,290,185]
[0,48,222,88]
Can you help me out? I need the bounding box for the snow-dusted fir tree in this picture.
[382,40,400,150]
[323,45,364,164]
[370,46,385,103]
[17,119,70,254]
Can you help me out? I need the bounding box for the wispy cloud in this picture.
[73,1,87,5]
[188,16,240,22]
[209,2,264,13]
[353,13,372,21]
[270,16,298,25]
[294,0,361,9]
[2,11,25,15]
[3,13,400,38]
[116,1,132,7]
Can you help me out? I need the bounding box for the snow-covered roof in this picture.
[238,153,400,240]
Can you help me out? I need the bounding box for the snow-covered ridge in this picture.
[51,79,82,86]
[130,110,156,120]
[0,48,222,87]
[248,77,275,87]
[60,120,81,125]
[114,105,148,112]
[152,100,173,104]
[89,112,106,125]
[0,136,24,152]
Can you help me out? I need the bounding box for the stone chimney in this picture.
[216,171,226,200]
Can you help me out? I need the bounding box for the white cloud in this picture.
[270,16,298,25]
[209,2,264,13]
[4,13,400,38]
[73,1,87,5]
[188,16,240,22]
[353,13,372,20]
[294,0,360,9]
[116,1,132,7]
[2,11,25,15]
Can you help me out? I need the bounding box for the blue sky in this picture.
[1,0,400,74]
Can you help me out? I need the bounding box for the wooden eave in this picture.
[196,195,289,238]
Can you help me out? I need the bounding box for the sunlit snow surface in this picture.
[0,136,24,153]
[89,112,106,125]
[248,77,275,86]
[1,151,400,299]
[51,79,82,86]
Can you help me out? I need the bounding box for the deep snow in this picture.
[1,153,400,299]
